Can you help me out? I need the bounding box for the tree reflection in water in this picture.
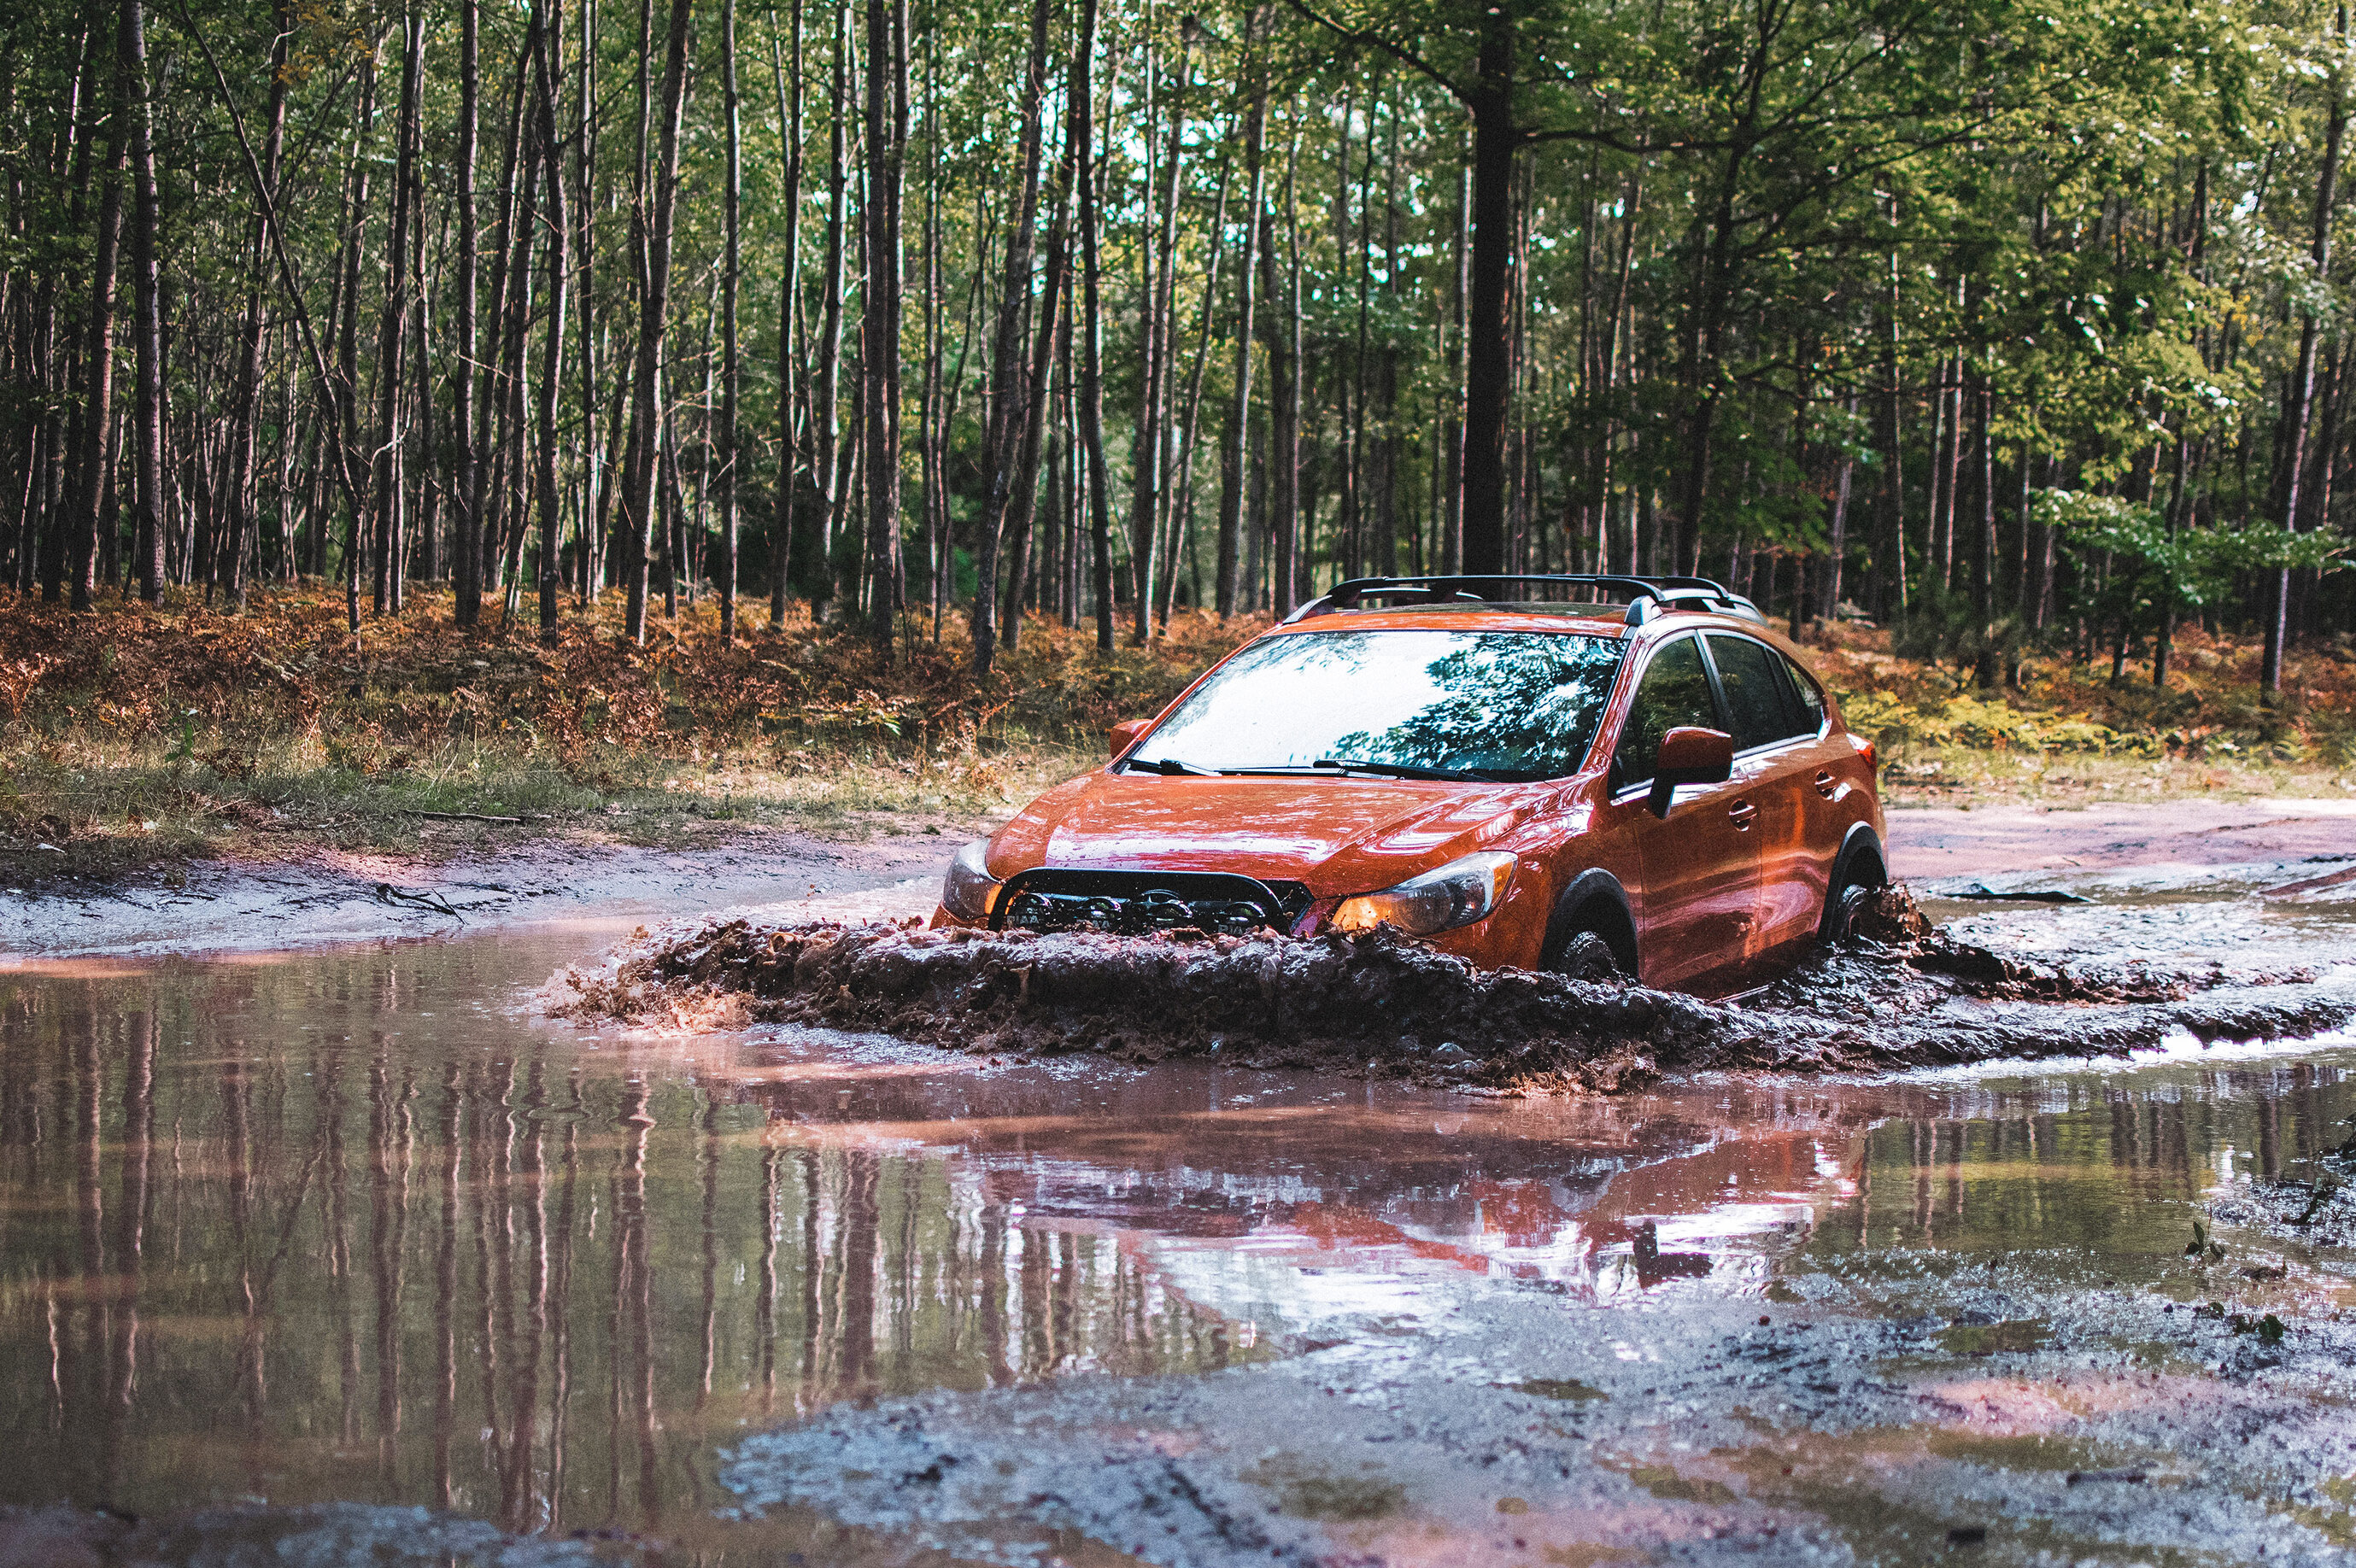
[0,948,1250,1538]
[2,937,2351,1552]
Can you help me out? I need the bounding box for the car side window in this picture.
[1781,653,1826,737]
[1705,635,1805,752]
[1613,636,1717,789]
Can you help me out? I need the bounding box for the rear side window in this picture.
[1614,636,1717,788]
[1707,635,1807,752]
[1781,653,1826,735]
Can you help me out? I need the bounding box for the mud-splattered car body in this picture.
[935,575,1884,996]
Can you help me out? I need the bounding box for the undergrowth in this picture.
[0,586,1244,878]
[2,584,2349,881]
[1796,620,2356,804]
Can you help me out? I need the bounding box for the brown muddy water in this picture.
[3,857,2356,1567]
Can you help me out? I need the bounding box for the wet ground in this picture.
[3,805,2356,1565]
[0,824,964,960]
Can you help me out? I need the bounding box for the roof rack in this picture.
[1281,574,1767,628]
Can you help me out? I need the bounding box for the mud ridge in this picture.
[554,886,2353,1091]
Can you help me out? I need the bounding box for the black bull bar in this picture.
[990,869,1314,937]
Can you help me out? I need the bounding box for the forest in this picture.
[2,0,2351,693]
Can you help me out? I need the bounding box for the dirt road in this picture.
[1886,795,2356,881]
[0,824,961,962]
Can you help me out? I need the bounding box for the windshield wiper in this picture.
[1313,757,1498,781]
[1122,756,1213,776]
[1195,758,1503,781]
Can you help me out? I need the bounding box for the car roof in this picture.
[1277,574,1773,636]
[1265,604,1637,637]
[1265,602,1789,643]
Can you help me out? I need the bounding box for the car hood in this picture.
[986,771,1550,898]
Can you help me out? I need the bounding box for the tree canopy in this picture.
[0,0,2348,685]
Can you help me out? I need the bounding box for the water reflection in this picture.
[0,945,1249,1537]
[2,931,2353,1553]
[1818,1062,2353,1262]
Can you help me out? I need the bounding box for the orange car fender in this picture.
[1484,781,1641,972]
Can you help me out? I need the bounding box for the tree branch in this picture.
[1281,0,1463,106]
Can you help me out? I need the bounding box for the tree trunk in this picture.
[860,0,904,656]
[1127,25,1193,645]
[1347,88,1374,578]
[1163,155,1228,624]
[65,0,132,611]
[2265,21,2345,699]
[531,0,569,645]
[1972,377,1997,688]
[622,0,695,644]
[475,44,529,604]
[716,0,741,638]
[332,48,379,611]
[919,22,943,640]
[1215,6,1267,616]
[493,142,536,618]
[1072,0,1114,650]
[454,0,483,624]
[187,0,371,626]
[1457,6,1515,582]
[126,0,167,605]
[966,0,1052,671]
[1266,120,1301,617]
[769,0,804,625]
[1822,438,1853,622]
[1005,46,1078,652]
[809,0,849,615]
[369,0,423,616]
[1331,87,1358,579]
[1001,218,1067,650]
[575,0,600,601]
[213,0,285,607]
[1445,146,1470,576]
[1877,242,1907,617]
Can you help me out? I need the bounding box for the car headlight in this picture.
[941,838,1001,922]
[1329,850,1516,937]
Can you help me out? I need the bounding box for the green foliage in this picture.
[1837,685,2155,756]
[2041,489,2347,622]
[5,0,2356,651]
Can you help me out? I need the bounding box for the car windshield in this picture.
[1129,629,1626,782]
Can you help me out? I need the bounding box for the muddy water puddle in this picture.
[3,860,2356,1565]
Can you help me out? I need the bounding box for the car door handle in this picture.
[1727,799,1756,829]
[1814,770,1837,799]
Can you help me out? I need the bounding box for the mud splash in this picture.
[554,886,2351,1091]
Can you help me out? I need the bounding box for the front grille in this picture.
[993,869,1312,937]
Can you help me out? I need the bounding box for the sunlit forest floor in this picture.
[1809,618,2356,808]
[0,585,2350,882]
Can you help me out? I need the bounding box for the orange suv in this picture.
[934,576,1885,996]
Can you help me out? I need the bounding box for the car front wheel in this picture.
[1548,927,1621,982]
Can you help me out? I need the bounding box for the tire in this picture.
[1821,881,1877,945]
[1549,927,1621,982]
[1820,850,1888,946]
[1541,875,1640,980]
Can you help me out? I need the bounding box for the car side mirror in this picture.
[1108,717,1153,759]
[1649,726,1733,817]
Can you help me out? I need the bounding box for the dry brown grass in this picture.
[3,584,2348,883]
[1795,620,2356,805]
[0,586,1262,879]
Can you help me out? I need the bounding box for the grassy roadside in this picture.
[2,587,2350,886]
[1802,620,2356,808]
[0,587,1229,884]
